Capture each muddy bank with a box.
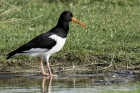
[0,55,140,76]
[0,58,140,74]
[0,55,140,85]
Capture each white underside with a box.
[17,34,66,61]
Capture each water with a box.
[0,74,140,93]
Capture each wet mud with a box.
[0,58,140,84]
[0,54,140,86]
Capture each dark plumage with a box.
[6,32,56,59]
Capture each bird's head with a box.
[59,11,87,28]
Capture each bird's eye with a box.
[67,13,70,16]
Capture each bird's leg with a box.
[46,61,57,77]
[40,58,49,76]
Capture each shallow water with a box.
[0,73,140,93]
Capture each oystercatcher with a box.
[6,10,86,77]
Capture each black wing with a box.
[6,32,56,59]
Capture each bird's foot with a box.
[41,71,49,76]
[41,71,57,77]
[50,74,57,77]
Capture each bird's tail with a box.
[6,50,18,59]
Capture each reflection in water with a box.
[0,74,140,93]
[41,77,52,93]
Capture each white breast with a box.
[47,34,66,55]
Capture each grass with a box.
[0,0,140,66]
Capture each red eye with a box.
[67,13,70,16]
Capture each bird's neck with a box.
[57,20,69,32]
[51,20,69,38]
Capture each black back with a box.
[6,10,74,59]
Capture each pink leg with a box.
[40,58,49,76]
[46,61,57,77]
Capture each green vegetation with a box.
[0,0,140,65]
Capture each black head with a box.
[58,10,87,27]
[59,11,73,23]
[53,10,87,38]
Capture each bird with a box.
[6,10,87,77]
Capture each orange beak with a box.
[71,17,87,28]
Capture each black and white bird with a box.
[6,10,86,77]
